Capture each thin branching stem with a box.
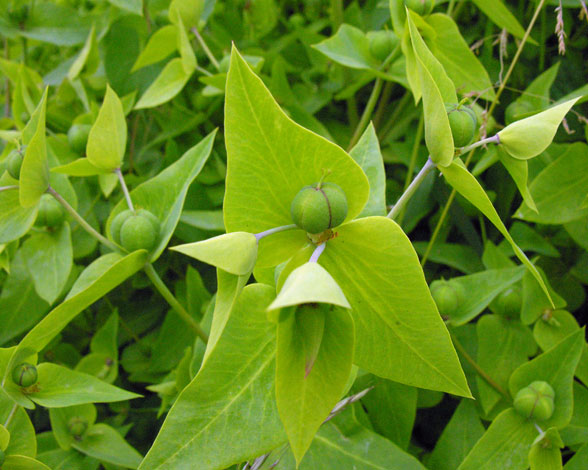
[115,168,135,212]
[388,158,436,220]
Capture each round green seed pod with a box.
[12,362,38,387]
[369,31,398,61]
[35,194,65,228]
[110,209,134,245]
[514,381,555,421]
[289,13,305,28]
[68,416,89,439]
[119,211,160,252]
[291,182,348,234]
[431,281,465,317]
[67,124,92,155]
[6,148,24,179]
[496,286,522,318]
[446,104,477,147]
[404,0,434,15]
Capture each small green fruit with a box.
[431,281,465,317]
[514,381,555,421]
[291,182,348,234]
[404,0,434,15]
[369,31,398,61]
[446,104,477,147]
[67,124,92,154]
[68,416,89,439]
[110,209,134,245]
[496,286,522,318]
[12,362,38,387]
[35,194,65,228]
[289,13,305,28]
[6,147,24,179]
[116,210,160,252]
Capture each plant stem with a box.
[450,332,511,402]
[144,263,209,343]
[0,185,19,193]
[115,168,135,212]
[3,403,17,428]
[191,27,220,70]
[347,78,383,150]
[372,80,394,130]
[330,0,344,31]
[309,243,326,263]
[387,158,436,220]
[254,224,298,242]
[458,134,500,154]
[47,186,120,252]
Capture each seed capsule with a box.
[68,416,89,439]
[12,362,38,387]
[431,281,465,317]
[513,381,555,421]
[110,209,160,252]
[290,182,348,234]
[35,194,66,228]
[446,104,477,147]
[6,147,24,179]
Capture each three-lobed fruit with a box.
[111,209,160,252]
[496,286,522,318]
[446,104,477,147]
[431,281,465,317]
[404,0,434,15]
[513,381,555,421]
[6,147,24,179]
[369,31,398,61]
[68,416,89,439]
[291,182,348,234]
[67,124,92,154]
[35,194,66,228]
[12,362,38,387]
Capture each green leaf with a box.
[564,442,588,469]
[458,408,537,470]
[20,88,49,208]
[0,387,36,457]
[321,216,471,397]
[2,455,51,470]
[87,85,126,171]
[171,232,258,276]
[71,424,142,469]
[440,159,553,306]
[276,305,354,464]
[407,11,456,166]
[107,0,142,16]
[498,148,537,213]
[428,400,485,470]
[498,98,580,160]
[4,251,148,385]
[509,329,585,429]
[349,123,387,217]
[131,25,178,72]
[49,404,97,450]
[21,224,72,305]
[471,0,529,42]
[51,158,110,176]
[0,190,38,244]
[107,131,215,262]
[515,143,588,224]
[426,14,495,101]
[412,242,484,274]
[134,58,193,110]
[138,284,285,470]
[169,0,203,31]
[528,427,563,470]
[176,16,197,73]
[26,363,139,407]
[224,46,369,267]
[312,25,379,70]
[521,268,566,325]
[269,262,350,311]
[67,26,98,80]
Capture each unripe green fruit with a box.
[404,0,434,15]
[496,286,522,318]
[117,210,160,252]
[514,381,555,421]
[289,13,305,28]
[12,362,38,387]
[67,124,92,154]
[446,104,477,147]
[6,148,24,179]
[369,31,397,61]
[35,194,65,228]
[431,281,465,317]
[291,182,348,234]
[110,209,134,245]
[68,416,89,439]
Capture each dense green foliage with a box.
[1,0,587,469]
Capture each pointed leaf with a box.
[171,232,258,275]
[49,404,97,450]
[68,25,97,80]
[440,159,553,306]
[498,147,537,213]
[276,305,354,464]
[471,0,530,42]
[321,216,470,397]
[498,98,580,160]
[224,46,369,267]
[0,189,38,243]
[528,427,563,470]
[269,262,350,310]
[2,455,51,470]
[176,16,196,73]
[134,58,193,110]
[87,85,126,170]
[131,25,178,72]
[138,284,285,470]
[51,158,110,176]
